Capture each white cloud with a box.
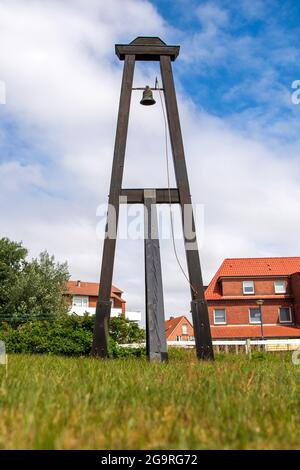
[196,2,229,29]
[0,0,299,321]
[0,161,44,192]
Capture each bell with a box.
[140,85,156,106]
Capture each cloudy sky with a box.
[1,0,300,320]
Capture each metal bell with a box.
[140,85,156,106]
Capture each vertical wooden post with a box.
[144,190,168,362]
[92,55,135,357]
[160,55,214,360]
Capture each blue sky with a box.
[0,0,300,318]
[153,0,300,130]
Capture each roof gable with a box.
[165,315,193,337]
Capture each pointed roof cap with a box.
[115,36,180,61]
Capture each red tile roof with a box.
[66,281,123,299]
[217,257,300,277]
[211,325,300,339]
[165,316,182,335]
[206,257,300,300]
[165,315,192,338]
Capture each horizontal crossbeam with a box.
[120,188,180,204]
[115,45,180,61]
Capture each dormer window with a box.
[243,280,254,294]
[274,280,286,294]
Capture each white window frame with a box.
[243,280,255,294]
[72,296,89,308]
[213,309,226,325]
[176,335,182,341]
[249,307,261,324]
[182,323,188,335]
[274,280,286,294]
[279,307,292,323]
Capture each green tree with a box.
[15,251,70,321]
[0,237,69,323]
[0,238,28,320]
[109,316,145,344]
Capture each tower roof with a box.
[115,36,180,61]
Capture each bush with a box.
[0,314,145,357]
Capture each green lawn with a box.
[0,350,300,450]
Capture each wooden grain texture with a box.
[92,55,135,358]
[115,45,179,61]
[160,55,214,360]
[120,188,180,204]
[144,190,168,362]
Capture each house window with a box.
[279,307,292,323]
[176,335,182,341]
[249,307,261,324]
[72,296,89,308]
[274,280,286,294]
[182,324,188,335]
[243,280,255,294]
[214,309,226,324]
[189,336,194,341]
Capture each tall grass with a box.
[0,350,300,449]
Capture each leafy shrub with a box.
[0,314,145,357]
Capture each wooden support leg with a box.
[92,55,135,357]
[144,190,168,362]
[160,55,214,360]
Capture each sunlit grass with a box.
[0,350,300,449]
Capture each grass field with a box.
[0,350,300,450]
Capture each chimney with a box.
[77,280,81,287]
[169,316,174,320]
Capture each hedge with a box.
[0,314,145,357]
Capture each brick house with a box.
[165,315,194,342]
[66,280,141,322]
[205,257,300,339]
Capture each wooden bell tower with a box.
[91,37,214,361]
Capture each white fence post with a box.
[0,341,7,377]
[245,339,251,357]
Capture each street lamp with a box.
[256,299,264,340]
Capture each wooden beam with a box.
[91,54,135,358]
[144,190,168,362]
[115,44,179,61]
[160,55,214,361]
[120,188,180,204]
